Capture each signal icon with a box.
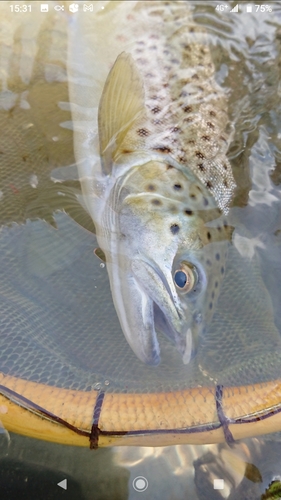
[230,4,239,11]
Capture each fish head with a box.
[105,159,231,366]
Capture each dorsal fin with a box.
[98,52,145,175]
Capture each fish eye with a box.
[174,262,198,293]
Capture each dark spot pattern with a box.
[198,163,205,172]
[202,135,210,141]
[216,253,220,261]
[153,146,171,153]
[184,209,193,216]
[151,106,161,114]
[170,224,180,235]
[173,183,182,190]
[152,199,161,206]
[207,121,215,129]
[147,184,155,191]
[206,181,213,189]
[183,106,192,113]
[209,302,213,310]
[209,110,216,117]
[207,231,211,240]
[221,266,225,274]
[137,128,149,137]
[196,151,205,160]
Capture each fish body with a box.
[75,1,236,365]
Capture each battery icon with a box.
[246,5,252,12]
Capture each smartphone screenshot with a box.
[0,1,280,499]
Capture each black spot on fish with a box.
[171,126,181,133]
[200,47,207,55]
[206,259,212,266]
[167,164,174,170]
[153,119,162,125]
[180,90,188,98]
[216,253,220,261]
[183,117,193,123]
[183,44,191,50]
[209,302,213,310]
[190,193,196,200]
[183,105,192,113]
[152,106,161,114]
[202,135,210,141]
[209,110,216,117]
[217,226,222,232]
[170,224,180,235]
[223,164,228,170]
[196,151,205,160]
[223,179,228,188]
[203,197,209,206]
[207,121,215,129]
[198,163,205,172]
[179,156,186,163]
[174,183,182,190]
[153,146,171,153]
[192,73,199,80]
[207,231,211,240]
[206,181,213,189]
[215,281,218,288]
[188,140,195,145]
[184,209,193,216]
[137,128,149,137]
[220,136,227,143]
[147,184,155,191]
[221,266,225,274]
[152,199,161,206]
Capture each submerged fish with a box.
[75,1,236,365]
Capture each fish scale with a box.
[71,0,236,365]
[113,0,236,213]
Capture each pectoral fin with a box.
[98,52,145,175]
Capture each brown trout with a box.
[69,1,236,365]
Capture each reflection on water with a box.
[0,1,281,499]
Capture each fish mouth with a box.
[129,258,193,365]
